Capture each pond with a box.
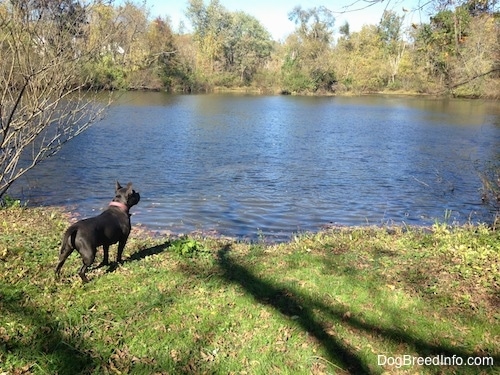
[12,92,500,241]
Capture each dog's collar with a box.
[109,201,129,213]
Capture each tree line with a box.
[97,0,500,98]
[3,0,497,98]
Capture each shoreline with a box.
[5,204,497,244]
[126,85,499,100]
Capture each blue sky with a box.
[139,0,428,40]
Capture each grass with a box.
[0,206,499,374]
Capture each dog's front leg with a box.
[98,245,110,267]
[116,238,128,264]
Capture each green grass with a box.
[0,207,499,374]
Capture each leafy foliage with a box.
[185,0,273,87]
[168,236,209,257]
[0,195,22,208]
[2,0,495,96]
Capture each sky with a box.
[140,0,430,41]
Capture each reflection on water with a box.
[12,93,500,241]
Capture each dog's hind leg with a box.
[78,248,96,283]
[55,234,75,279]
[78,263,90,283]
[55,248,73,279]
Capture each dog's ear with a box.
[126,182,133,194]
[116,181,122,191]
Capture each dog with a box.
[55,181,140,283]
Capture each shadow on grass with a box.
[216,244,368,374]
[125,241,170,263]
[104,241,170,273]
[215,245,499,374]
[0,285,95,374]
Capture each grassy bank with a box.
[0,207,498,374]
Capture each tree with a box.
[378,10,406,86]
[333,25,385,92]
[452,12,499,97]
[186,0,272,87]
[142,16,181,90]
[114,1,149,71]
[222,11,272,84]
[281,6,336,93]
[186,0,229,74]
[82,1,123,88]
[288,5,335,43]
[339,21,350,39]
[0,0,115,199]
[411,0,499,93]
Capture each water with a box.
[11,93,500,241]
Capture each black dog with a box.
[55,182,140,283]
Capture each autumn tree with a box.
[0,0,115,199]
[83,1,127,89]
[411,0,498,95]
[221,11,272,84]
[112,14,181,91]
[453,11,499,98]
[282,6,336,93]
[186,0,272,87]
[114,1,149,73]
[186,0,228,76]
[378,10,406,87]
[333,25,385,92]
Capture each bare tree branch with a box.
[0,0,121,199]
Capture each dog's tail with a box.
[60,226,78,253]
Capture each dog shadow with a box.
[104,241,170,274]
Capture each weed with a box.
[167,236,209,258]
[0,195,23,208]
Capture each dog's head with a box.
[114,181,140,209]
